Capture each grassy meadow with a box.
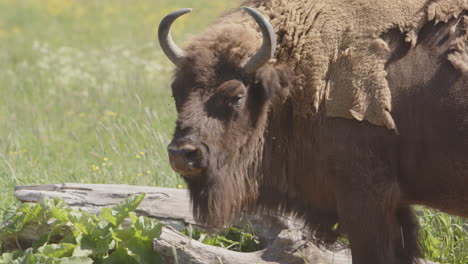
[0,0,466,263]
[0,0,236,206]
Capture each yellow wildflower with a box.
[138,173,143,177]
[46,0,73,16]
[177,184,183,189]
[136,155,141,159]
[102,162,106,166]
[146,170,151,174]
[75,7,86,17]
[103,157,109,161]
[12,26,21,34]
[105,110,117,117]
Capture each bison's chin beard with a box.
[186,164,258,229]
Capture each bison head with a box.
[159,7,292,227]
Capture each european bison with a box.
[158,0,468,263]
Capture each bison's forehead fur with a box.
[171,22,267,138]
[177,21,262,90]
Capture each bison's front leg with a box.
[327,120,421,264]
[336,191,420,264]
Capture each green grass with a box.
[0,0,466,263]
[182,225,260,253]
[419,209,468,263]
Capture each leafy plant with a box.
[182,225,260,253]
[0,194,165,264]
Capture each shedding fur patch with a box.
[247,0,468,130]
[448,16,468,73]
[186,0,467,130]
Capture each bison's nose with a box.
[167,139,204,178]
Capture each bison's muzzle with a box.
[167,138,205,178]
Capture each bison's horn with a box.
[242,7,277,73]
[158,8,192,65]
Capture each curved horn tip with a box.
[241,6,277,73]
[158,8,193,66]
[178,8,193,14]
[241,6,255,13]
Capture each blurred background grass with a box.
[0,0,236,205]
[0,0,466,263]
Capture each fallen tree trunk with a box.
[12,183,437,264]
[153,220,352,264]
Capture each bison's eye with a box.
[218,80,246,108]
[228,95,245,107]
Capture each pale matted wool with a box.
[185,0,468,130]
[448,15,468,73]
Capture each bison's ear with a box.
[255,65,293,103]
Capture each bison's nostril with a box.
[169,146,198,163]
[167,141,203,177]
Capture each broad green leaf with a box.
[37,243,75,258]
[0,213,28,234]
[129,212,138,224]
[74,233,114,256]
[12,248,36,264]
[131,215,162,241]
[104,248,139,264]
[1,203,43,234]
[111,227,135,242]
[0,252,15,263]
[49,207,70,222]
[0,250,24,263]
[27,254,61,264]
[20,203,44,224]
[67,210,96,235]
[58,256,93,264]
[41,198,66,211]
[100,208,118,226]
[71,244,93,257]
[110,193,145,227]
[59,235,76,245]
[119,237,164,264]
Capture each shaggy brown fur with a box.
[165,1,468,263]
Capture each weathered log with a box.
[14,183,195,229]
[11,183,437,264]
[154,219,353,264]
